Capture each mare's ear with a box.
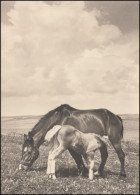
[24,134,27,141]
[27,131,32,140]
[28,131,32,138]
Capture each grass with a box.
[1,133,139,194]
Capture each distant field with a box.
[1,114,139,141]
[1,115,41,135]
[1,114,139,194]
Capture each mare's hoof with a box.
[78,168,88,177]
[120,173,126,177]
[77,170,82,176]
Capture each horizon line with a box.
[1,113,139,117]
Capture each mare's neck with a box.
[32,130,46,148]
[31,125,53,148]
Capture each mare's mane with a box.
[30,104,76,137]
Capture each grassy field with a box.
[1,114,139,194]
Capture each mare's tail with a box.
[44,125,62,143]
[117,115,124,139]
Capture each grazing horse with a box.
[45,125,108,180]
[19,104,126,177]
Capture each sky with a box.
[1,1,139,116]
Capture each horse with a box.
[19,104,126,177]
[44,125,108,180]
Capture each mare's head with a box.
[19,132,39,170]
[19,105,69,170]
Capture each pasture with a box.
[1,114,139,194]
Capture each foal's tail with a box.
[95,134,110,147]
[100,136,110,146]
[117,115,124,139]
[44,125,62,143]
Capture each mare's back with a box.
[63,110,108,135]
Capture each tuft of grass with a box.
[1,134,139,194]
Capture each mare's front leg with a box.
[47,146,65,179]
[68,148,88,176]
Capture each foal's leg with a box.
[83,152,95,180]
[50,159,56,179]
[94,143,108,176]
[47,151,52,175]
[68,148,88,176]
[89,160,94,180]
[47,145,65,179]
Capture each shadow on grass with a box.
[29,166,78,177]
[56,166,78,178]
[29,166,121,179]
[102,169,120,177]
[29,166,47,172]
[57,168,122,179]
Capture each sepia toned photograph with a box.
[1,1,139,194]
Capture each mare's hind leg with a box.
[68,148,88,176]
[110,139,126,177]
[94,143,108,176]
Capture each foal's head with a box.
[19,132,39,170]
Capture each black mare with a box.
[19,104,126,177]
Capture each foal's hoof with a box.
[46,174,56,179]
[89,177,95,181]
[52,174,56,180]
[94,171,100,176]
[49,174,52,179]
[94,170,104,177]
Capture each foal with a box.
[45,125,107,180]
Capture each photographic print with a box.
[1,1,139,194]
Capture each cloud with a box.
[1,1,139,115]
[84,1,139,33]
[66,30,138,94]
